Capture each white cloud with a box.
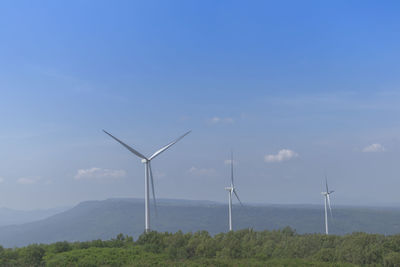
[188,167,217,176]
[210,117,221,124]
[224,159,236,165]
[224,117,234,123]
[208,117,234,124]
[74,168,126,180]
[363,143,385,153]
[264,149,298,163]
[17,177,40,185]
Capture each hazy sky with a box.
[1,0,400,209]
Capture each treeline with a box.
[2,227,400,266]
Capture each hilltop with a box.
[1,198,400,247]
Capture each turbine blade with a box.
[327,194,333,220]
[233,189,244,207]
[230,151,234,187]
[103,130,147,160]
[149,131,191,160]
[325,176,329,193]
[148,162,158,216]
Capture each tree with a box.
[20,244,45,266]
[384,252,400,267]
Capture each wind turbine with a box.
[321,177,334,235]
[103,130,191,233]
[225,152,243,231]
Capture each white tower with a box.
[321,177,334,235]
[225,152,243,231]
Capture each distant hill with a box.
[0,206,69,227]
[1,198,400,247]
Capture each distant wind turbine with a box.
[103,130,191,233]
[321,177,334,235]
[225,152,243,231]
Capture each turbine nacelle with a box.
[321,190,334,196]
[141,159,149,163]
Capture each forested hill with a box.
[1,198,400,247]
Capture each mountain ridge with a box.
[1,198,400,247]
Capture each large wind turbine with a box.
[321,177,334,235]
[103,130,191,233]
[225,152,243,231]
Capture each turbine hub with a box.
[141,159,148,163]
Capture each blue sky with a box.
[1,0,400,209]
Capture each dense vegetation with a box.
[3,228,400,266]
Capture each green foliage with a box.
[383,252,400,267]
[7,228,400,266]
[51,241,72,253]
[19,244,46,266]
[44,247,167,267]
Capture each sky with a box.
[1,0,400,209]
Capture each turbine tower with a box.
[321,177,334,235]
[225,152,243,231]
[103,130,191,233]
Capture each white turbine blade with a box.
[325,176,329,193]
[149,131,191,160]
[148,162,158,216]
[233,189,244,207]
[103,130,148,160]
[329,190,334,194]
[230,151,234,187]
[327,194,333,220]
